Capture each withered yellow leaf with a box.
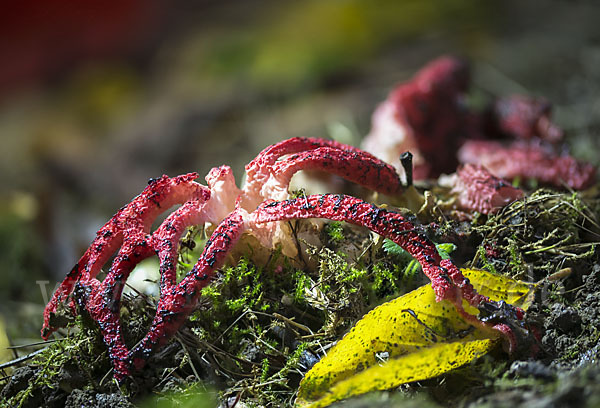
[296,268,537,407]
[462,268,536,309]
[296,338,497,408]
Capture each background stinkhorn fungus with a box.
[458,140,596,190]
[361,56,596,192]
[487,95,563,143]
[450,164,524,215]
[361,56,474,180]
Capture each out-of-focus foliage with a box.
[139,384,217,408]
[0,318,11,365]
[201,0,494,92]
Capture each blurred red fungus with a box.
[458,140,596,190]
[363,56,596,190]
[488,95,563,143]
[450,164,524,214]
[362,56,475,180]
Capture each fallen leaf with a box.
[295,268,537,407]
[462,268,536,309]
[297,339,497,408]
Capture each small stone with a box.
[553,305,581,334]
[509,360,555,380]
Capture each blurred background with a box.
[1,0,599,347]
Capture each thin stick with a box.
[0,348,47,370]
[7,339,58,349]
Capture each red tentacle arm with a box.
[42,172,208,339]
[128,209,247,375]
[153,199,212,291]
[251,194,526,347]
[84,232,156,376]
[268,147,403,199]
[242,137,394,211]
[96,199,215,381]
[85,197,213,378]
[244,136,367,180]
[252,194,484,306]
[42,173,210,381]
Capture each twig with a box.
[0,348,47,370]
[7,339,58,349]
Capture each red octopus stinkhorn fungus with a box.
[449,164,524,215]
[458,140,596,190]
[362,56,596,193]
[43,137,530,382]
[362,56,475,180]
[488,95,563,143]
[42,172,211,376]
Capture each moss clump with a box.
[4,316,113,408]
[322,221,345,245]
[472,190,599,281]
[183,253,323,406]
[169,221,418,406]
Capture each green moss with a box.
[173,229,434,405]
[293,269,311,304]
[507,234,526,275]
[476,245,498,275]
[371,261,402,298]
[260,358,270,383]
[139,383,217,408]
[323,221,345,245]
[473,189,599,280]
[7,316,111,407]
[382,239,458,285]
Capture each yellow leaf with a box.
[296,268,537,407]
[297,339,497,408]
[462,268,537,309]
[297,284,488,402]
